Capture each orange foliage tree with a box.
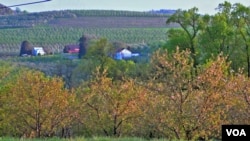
[76,67,147,137]
[225,70,250,125]
[143,47,239,140]
[0,61,20,136]
[1,69,75,138]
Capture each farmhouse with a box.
[114,48,139,60]
[32,47,46,56]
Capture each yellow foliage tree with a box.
[144,48,237,140]
[76,67,147,137]
[225,70,250,125]
[0,61,22,136]
[2,69,75,138]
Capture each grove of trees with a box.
[165,1,250,76]
[1,1,250,141]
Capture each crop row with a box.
[70,9,170,17]
[0,26,168,54]
[0,26,168,42]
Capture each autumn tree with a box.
[1,69,75,138]
[0,61,20,136]
[143,47,236,140]
[223,72,250,124]
[76,68,147,137]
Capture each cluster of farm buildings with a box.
[19,41,140,60]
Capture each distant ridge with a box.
[0,3,14,15]
[0,9,175,28]
[149,9,176,14]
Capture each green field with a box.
[0,9,172,54]
[0,26,168,44]
[0,26,168,54]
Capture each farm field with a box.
[0,26,169,44]
[0,10,173,28]
[48,16,170,28]
[0,26,168,54]
[0,9,173,55]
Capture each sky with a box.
[1,0,250,15]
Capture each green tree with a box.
[198,13,234,60]
[231,3,250,77]
[72,38,116,86]
[164,28,189,52]
[72,38,137,86]
[166,7,202,67]
[78,34,98,59]
[19,40,32,56]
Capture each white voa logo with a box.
[226,129,246,136]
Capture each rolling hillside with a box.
[0,6,177,55]
[0,9,177,28]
